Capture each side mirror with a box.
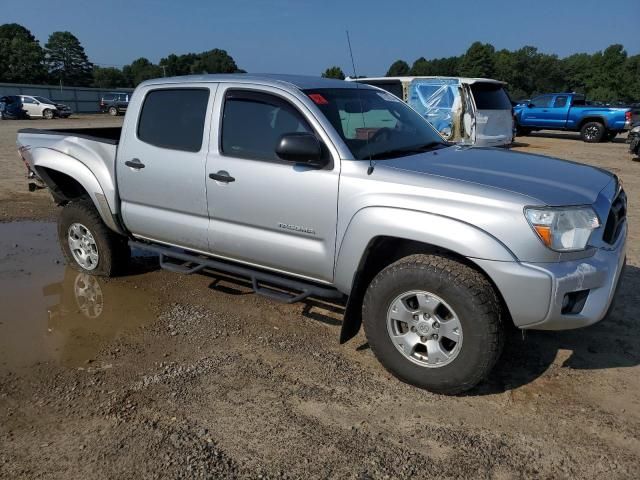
[276,132,327,168]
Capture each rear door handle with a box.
[125,159,145,169]
[209,171,235,183]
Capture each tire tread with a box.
[362,254,504,394]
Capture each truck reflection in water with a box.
[42,268,156,367]
[0,221,157,372]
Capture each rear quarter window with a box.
[470,83,512,110]
[137,88,210,152]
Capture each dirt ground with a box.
[1,115,639,479]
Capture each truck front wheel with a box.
[362,254,504,394]
[580,122,605,142]
[58,199,130,277]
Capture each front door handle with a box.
[209,171,235,183]
[125,159,145,169]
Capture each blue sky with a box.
[4,0,639,75]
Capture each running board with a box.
[129,240,344,304]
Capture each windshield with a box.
[34,96,54,104]
[303,88,446,160]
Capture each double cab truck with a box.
[17,75,627,394]
[513,93,637,142]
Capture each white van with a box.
[349,76,514,147]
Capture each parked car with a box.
[16,74,627,394]
[513,93,639,142]
[348,76,514,147]
[19,95,72,119]
[0,95,29,119]
[99,92,131,116]
[628,123,640,156]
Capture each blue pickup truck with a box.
[514,93,637,142]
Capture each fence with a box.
[0,82,134,113]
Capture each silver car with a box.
[16,74,626,394]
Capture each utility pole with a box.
[162,65,167,77]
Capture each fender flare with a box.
[578,115,607,129]
[31,148,124,235]
[334,207,515,294]
[334,207,516,344]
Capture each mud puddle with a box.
[0,221,158,372]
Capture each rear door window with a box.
[470,83,512,110]
[137,88,210,152]
[530,95,553,108]
[553,96,568,108]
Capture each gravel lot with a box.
[1,115,639,479]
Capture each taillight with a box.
[18,146,31,171]
[626,111,632,122]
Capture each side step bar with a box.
[129,240,344,304]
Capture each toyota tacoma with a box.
[16,74,627,394]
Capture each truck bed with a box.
[18,127,122,145]
[17,127,121,213]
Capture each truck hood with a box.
[380,146,614,206]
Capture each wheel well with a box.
[37,167,89,204]
[578,117,606,129]
[340,236,512,343]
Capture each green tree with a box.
[321,66,345,80]
[45,31,93,86]
[122,58,163,86]
[0,23,47,83]
[159,53,199,76]
[429,57,460,76]
[459,42,495,78]
[92,66,127,89]
[386,60,410,76]
[192,49,238,74]
[409,57,432,76]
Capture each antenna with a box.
[346,30,374,175]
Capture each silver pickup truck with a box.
[16,74,627,394]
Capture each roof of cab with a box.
[348,76,507,85]
[139,74,373,91]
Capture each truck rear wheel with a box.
[108,106,118,116]
[362,254,504,394]
[58,199,130,277]
[580,122,605,142]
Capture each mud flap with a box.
[339,294,362,344]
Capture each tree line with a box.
[323,41,639,103]
[0,23,243,89]
[2,23,637,102]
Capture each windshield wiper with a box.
[368,142,447,160]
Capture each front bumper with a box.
[475,222,627,330]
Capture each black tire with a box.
[362,254,504,395]
[515,125,531,136]
[58,198,130,277]
[108,106,118,116]
[580,121,605,143]
[43,108,54,120]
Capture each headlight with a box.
[632,125,640,133]
[525,206,600,251]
